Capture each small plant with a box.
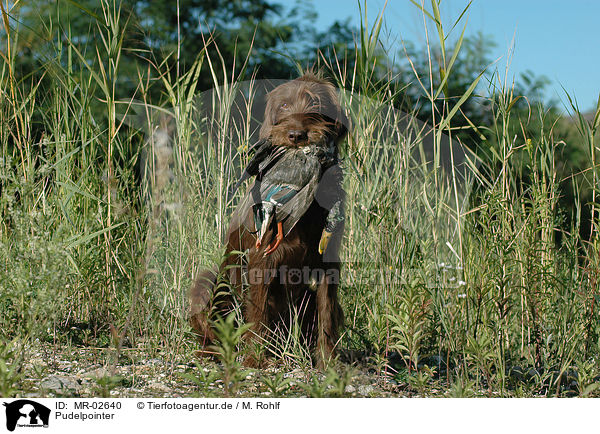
[260,371,292,397]
[447,377,477,398]
[299,367,354,398]
[179,362,222,398]
[386,279,431,372]
[576,358,600,397]
[408,365,436,396]
[93,375,124,398]
[324,367,355,397]
[0,339,24,398]
[299,375,329,398]
[210,313,252,397]
[465,332,497,392]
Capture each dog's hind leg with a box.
[189,268,219,346]
[189,257,242,350]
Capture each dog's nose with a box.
[288,130,307,144]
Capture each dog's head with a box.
[259,72,348,148]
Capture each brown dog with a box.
[190,72,347,368]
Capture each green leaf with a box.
[409,0,435,21]
[438,67,487,133]
[434,22,467,100]
[65,222,126,249]
[63,0,101,21]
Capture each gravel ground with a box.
[16,340,409,398]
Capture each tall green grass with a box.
[1,0,599,397]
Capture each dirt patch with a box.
[16,341,407,398]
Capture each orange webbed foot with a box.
[264,221,284,256]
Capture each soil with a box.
[17,340,409,398]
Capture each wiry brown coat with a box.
[189,73,347,368]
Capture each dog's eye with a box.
[280,102,288,109]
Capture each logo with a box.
[3,400,50,432]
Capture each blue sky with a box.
[285,0,599,112]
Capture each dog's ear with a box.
[334,110,349,143]
[259,90,277,140]
[322,82,349,143]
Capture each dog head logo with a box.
[3,400,50,431]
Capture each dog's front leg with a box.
[242,267,272,368]
[315,262,343,369]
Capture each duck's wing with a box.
[231,139,287,196]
